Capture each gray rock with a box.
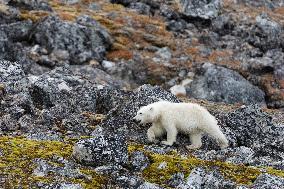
[187,63,266,105]
[178,167,236,189]
[73,133,128,166]
[226,105,284,159]
[153,47,172,64]
[32,15,112,64]
[251,174,284,189]
[137,182,163,189]
[192,146,255,165]
[235,0,284,8]
[129,2,151,15]
[0,60,34,131]
[0,20,32,41]
[70,64,126,88]
[130,151,150,171]
[179,0,222,19]
[178,167,206,189]
[247,14,283,51]
[166,173,185,188]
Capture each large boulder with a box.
[179,0,222,19]
[32,15,112,64]
[187,63,266,106]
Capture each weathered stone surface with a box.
[32,15,112,64]
[129,150,150,171]
[251,174,284,189]
[72,133,128,166]
[187,63,266,106]
[179,0,222,19]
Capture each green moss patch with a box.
[0,136,105,188]
[128,143,284,187]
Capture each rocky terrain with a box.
[0,0,284,188]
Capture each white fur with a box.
[133,101,229,149]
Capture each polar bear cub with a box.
[133,101,229,149]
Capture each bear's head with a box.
[133,104,159,124]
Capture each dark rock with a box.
[110,0,133,6]
[180,0,222,19]
[0,20,32,41]
[187,63,266,106]
[251,174,284,189]
[7,0,53,11]
[72,132,128,166]
[129,151,149,171]
[32,15,112,64]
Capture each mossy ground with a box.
[128,143,284,188]
[0,136,105,189]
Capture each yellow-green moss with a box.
[128,143,284,187]
[0,136,105,188]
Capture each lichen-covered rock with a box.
[251,174,284,189]
[179,0,222,19]
[178,167,236,189]
[226,105,284,159]
[28,66,97,117]
[247,13,283,52]
[32,15,112,64]
[187,63,266,106]
[72,133,128,166]
[129,150,150,171]
[0,60,34,131]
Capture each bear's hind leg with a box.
[186,132,202,150]
[204,125,229,149]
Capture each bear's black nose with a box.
[133,119,140,125]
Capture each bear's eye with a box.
[139,112,142,115]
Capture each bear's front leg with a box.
[147,127,158,143]
[161,124,177,146]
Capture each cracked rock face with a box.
[32,15,112,64]
[187,63,266,106]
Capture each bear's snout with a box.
[133,116,141,124]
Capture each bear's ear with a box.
[149,107,153,111]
